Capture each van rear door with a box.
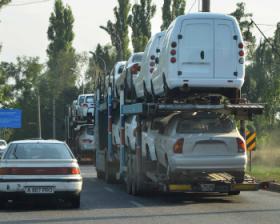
[178,19,214,79]
[214,19,237,79]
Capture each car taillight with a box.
[71,167,80,175]
[238,42,244,64]
[0,167,80,175]
[170,49,176,55]
[171,41,177,48]
[236,138,246,153]
[170,57,176,63]
[173,138,184,154]
[131,63,140,75]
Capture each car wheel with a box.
[70,195,80,209]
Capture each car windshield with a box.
[0,141,6,146]
[86,96,94,103]
[118,65,125,74]
[78,96,85,105]
[176,117,234,134]
[87,126,94,135]
[5,143,73,160]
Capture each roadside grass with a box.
[246,148,280,182]
[247,165,280,182]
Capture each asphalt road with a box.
[0,165,279,224]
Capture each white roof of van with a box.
[178,12,236,21]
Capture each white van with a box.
[151,13,245,100]
[135,31,165,99]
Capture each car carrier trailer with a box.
[94,82,264,195]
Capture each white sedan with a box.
[155,112,247,183]
[0,139,83,208]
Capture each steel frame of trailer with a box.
[94,86,264,193]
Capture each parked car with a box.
[115,52,144,98]
[76,124,95,157]
[151,13,245,100]
[105,61,126,98]
[154,112,246,183]
[0,139,82,208]
[0,139,7,158]
[77,94,95,120]
[135,31,165,99]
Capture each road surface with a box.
[0,165,279,224]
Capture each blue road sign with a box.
[0,109,22,128]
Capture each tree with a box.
[46,0,77,139]
[100,0,131,60]
[0,0,10,11]
[161,0,186,31]
[230,2,256,59]
[128,0,156,52]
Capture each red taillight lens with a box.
[170,57,176,63]
[150,68,154,73]
[0,167,80,175]
[173,138,184,154]
[236,138,246,153]
[170,49,176,55]
[238,42,244,48]
[171,42,177,48]
[239,50,244,57]
[131,63,140,74]
[150,61,155,67]
[71,167,80,175]
[150,55,155,60]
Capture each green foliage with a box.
[128,0,156,52]
[0,0,11,10]
[100,0,131,60]
[161,0,186,31]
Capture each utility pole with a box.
[202,0,210,12]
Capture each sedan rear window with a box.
[5,143,73,160]
[176,118,234,133]
[86,96,94,103]
[87,127,94,135]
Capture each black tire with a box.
[228,191,240,196]
[97,170,104,179]
[70,195,80,209]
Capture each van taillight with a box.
[150,61,155,67]
[171,42,177,48]
[236,138,246,153]
[173,138,184,154]
[170,49,176,55]
[150,68,154,73]
[150,55,155,60]
[170,57,176,63]
[239,50,244,57]
[131,63,140,74]
[238,42,244,49]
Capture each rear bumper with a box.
[168,155,247,173]
[0,178,83,198]
[167,78,244,90]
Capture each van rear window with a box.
[176,118,234,133]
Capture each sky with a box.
[0,0,279,63]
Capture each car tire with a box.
[70,195,80,209]
[228,191,240,196]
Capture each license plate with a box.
[200,184,215,192]
[24,186,54,194]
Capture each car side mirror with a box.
[155,57,159,64]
